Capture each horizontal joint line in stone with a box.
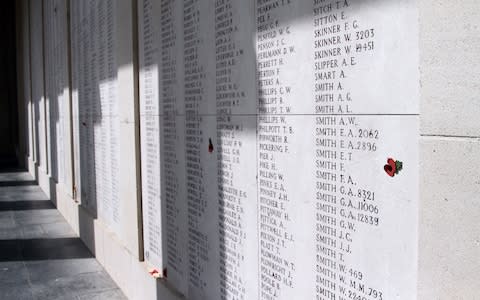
[138,113,420,117]
[421,134,480,140]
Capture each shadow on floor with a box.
[0,180,37,187]
[0,168,127,300]
[0,237,93,262]
[0,200,54,211]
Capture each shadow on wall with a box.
[69,0,110,257]
[37,0,134,273]
[69,0,128,261]
[137,1,261,299]
[29,0,42,175]
[44,0,62,190]
[43,0,68,209]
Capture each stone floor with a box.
[0,168,127,300]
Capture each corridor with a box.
[0,168,126,300]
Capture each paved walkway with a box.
[0,168,126,300]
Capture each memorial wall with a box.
[43,0,69,184]
[15,0,480,299]
[70,0,122,232]
[19,0,33,162]
[29,0,47,170]
[138,0,419,299]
